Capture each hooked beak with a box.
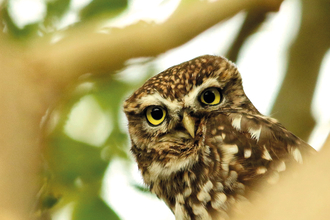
[182,111,195,138]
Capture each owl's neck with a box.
[148,144,247,220]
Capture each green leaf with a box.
[73,196,120,220]
[44,0,71,27]
[103,130,129,160]
[93,76,130,111]
[40,194,61,210]
[46,134,109,187]
[2,7,39,39]
[80,0,128,21]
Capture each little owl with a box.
[123,55,315,220]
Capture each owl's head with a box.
[124,55,258,184]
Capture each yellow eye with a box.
[146,106,166,126]
[200,88,221,105]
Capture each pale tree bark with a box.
[0,0,282,219]
[0,44,55,220]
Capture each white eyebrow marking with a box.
[184,77,221,107]
[138,92,181,112]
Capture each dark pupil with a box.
[203,90,215,103]
[151,108,163,120]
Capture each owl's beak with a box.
[182,111,195,138]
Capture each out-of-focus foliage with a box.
[40,72,154,218]
[73,197,120,220]
[44,0,71,27]
[80,0,128,20]
[1,0,143,219]
[2,7,40,39]
[2,0,128,39]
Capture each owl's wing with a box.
[205,112,316,187]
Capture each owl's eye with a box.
[146,106,166,126]
[200,88,222,105]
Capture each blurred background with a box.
[1,0,329,219]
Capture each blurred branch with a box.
[233,132,330,220]
[226,1,283,62]
[226,9,267,62]
[0,47,45,220]
[270,0,330,141]
[30,0,284,88]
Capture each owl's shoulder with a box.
[207,112,315,163]
[204,112,315,193]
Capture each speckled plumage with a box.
[123,55,315,220]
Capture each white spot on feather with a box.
[176,194,185,204]
[218,126,224,130]
[147,155,195,181]
[244,148,252,158]
[175,203,190,220]
[197,181,213,203]
[222,144,239,155]
[183,172,190,184]
[192,204,211,220]
[221,133,226,140]
[204,180,214,192]
[214,135,223,143]
[147,162,163,180]
[262,145,272,160]
[183,187,192,197]
[220,144,238,171]
[232,115,242,131]
[248,127,261,142]
[211,192,227,210]
[215,182,224,192]
[256,166,267,174]
[276,161,286,172]
[291,148,303,164]
[197,191,211,203]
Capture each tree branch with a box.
[30,0,283,87]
